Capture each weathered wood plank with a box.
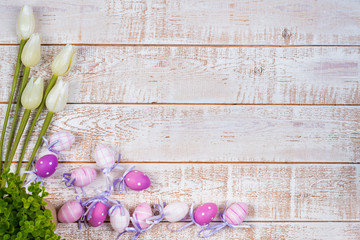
[18,163,359,221]
[0,46,359,104]
[1,0,360,45]
[55,222,360,240]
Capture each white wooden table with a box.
[1,0,360,239]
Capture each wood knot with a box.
[282,28,291,39]
[254,66,263,75]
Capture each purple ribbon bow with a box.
[197,201,251,238]
[101,154,122,192]
[79,192,111,229]
[113,165,136,194]
[42,136,66,160]
[62,173,86,197]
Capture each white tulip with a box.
[46,79,69,113]
[51,44,76,76]
[16,5,35,40]
[21,77,44,110]
[21,33,41,67]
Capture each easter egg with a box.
[35,154,58,178]
[124,170,151,191]
[164,202,189,222]
[224,203,248,225]
[58,201,84,223]
[94,144,116,169]
[49,132,75,152]
[70,167,97,187]
[87,202,108,227]
[110,207,130,232]
[194,203,217,226]
[133,202,152,229]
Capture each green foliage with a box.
[0,170,63,240]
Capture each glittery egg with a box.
[70,167,97,187]
[194,203,218,226]
[87,202,108,227]
[34,154,58,178]
[58,201,84,223]
[224,203,248,225]
[124,170,151,191]
[94,144,116,169]
[48,132,75,152]
[164,202,189,222]
[133,202,152,229]
[110,207,130,232]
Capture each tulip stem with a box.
[0,39,26,174]
[22,111,54,182]
[16,75,58,176]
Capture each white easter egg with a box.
[163,202,189,222]
[94,144,116,169]
[48,132,75,151]
[110,207,130,233]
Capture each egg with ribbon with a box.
[71,167,97,187]
[110,207,130,232]
[48,132,75,152]
[87,202,108,227]
[34,154,58,178]
[164,202,189,222]
[133,202,152,229]
[124,170,151,191]
[224,202,248,225]
[94,144,116,169]
[58,201,84,223]
[194,203,218,226]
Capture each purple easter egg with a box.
[87,202,108,227]
[133,202,153,229]
[124,170,151,191]
[194,203,218,226]
[34,154,58,178]
[58,201,84,223]
[225,202,248,225]
[70,167,97,187]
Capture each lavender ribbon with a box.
[62,173,86,196]
[167,202,206,232]
[101,154,122,192]
[74,195,84,230]
[79,192,111,229]
[108,200,126,217]
[197,201,251,238]
[22,159,45,187]
[113,165,136,194]
[42,136,66,160]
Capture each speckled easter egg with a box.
[49,132,75,152]
[70,167,97,187]
[34,154,58,178]
[225,203,248,225]
[94,144,116,169]
[194,203,218,226]
[133,202,152,229]
[164,202,189,222]
[58,201,83,223]
[87,202,108,227]
[110,207,130,232]
[124,170,151,191]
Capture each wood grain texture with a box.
[55,222,360,240]
[20,163,359,221]
[1,46,359,104]
[0,0,360,45]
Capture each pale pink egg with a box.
[34,154,58,178]
[49,132,75,152]
[133,202,152,229]
[58,201,84,223]
[70,167,97,187]
[110,207,130,232]
[194,203,218,226]
[163,202,189,222]
[87,202,108,227]
[94,144,116,169]
[224,203,248,225]
[124,170,151,191]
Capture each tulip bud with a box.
[46,79,69,113]
[16,5,35,40]
[21,77,44,110]
[51,44,76,76]
[21,33,41,67]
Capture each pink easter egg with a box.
[194,203,218,226]
[225,203,248,225]
[124,170,151,191]
[58,201,84,223]
[70,167,97,187]
[94,144,116,169]
[87,202,108,227]
[133,202,152,229]
[110,207,130,232]
[49,132,75,152]
[34,154,58,178]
